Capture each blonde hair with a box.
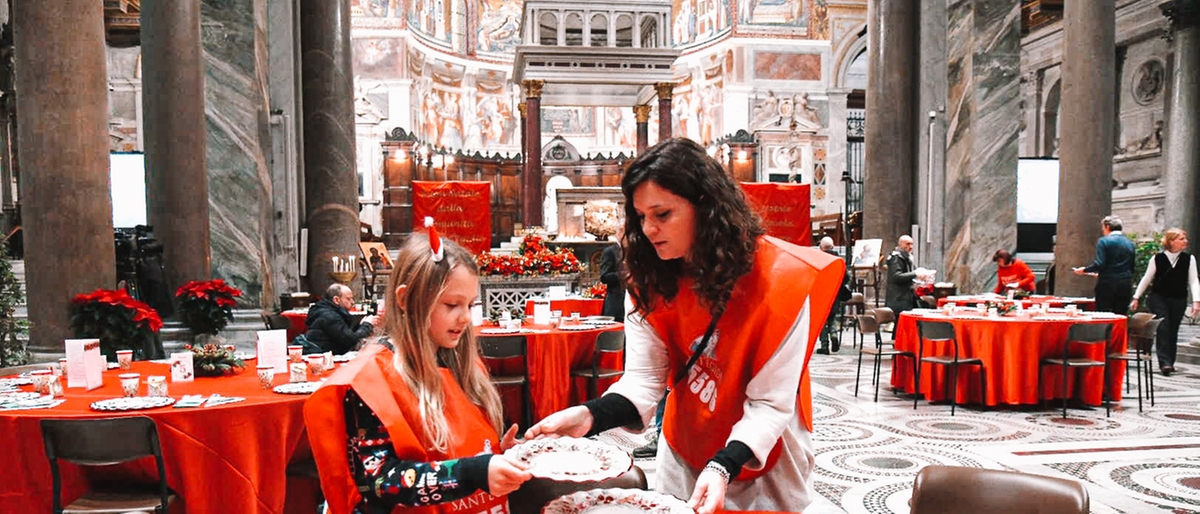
[1162,228,1187,248]
[383,233,503,452]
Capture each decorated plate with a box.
[505,437,632,482]
[0,377,34,387]
[585,320,620,326]
[332,351,359,363]
[0,391,43,402]
[90,396,176,412]
[480,328,520,335]
[543,488,691,514]
[273,381,323,395]
[559,324,599,331]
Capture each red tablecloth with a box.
[937,295,1097,311]
[477,323,623,423]
[523,298,605,318]
[0,361,312,514]
[890,312,1127,406]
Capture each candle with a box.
[332,256,339,270]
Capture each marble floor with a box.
[598,328,1200,514]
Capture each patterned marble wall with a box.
[942,0,1021,292]
[201,0,275,307]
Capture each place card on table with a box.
[256,329,290,374]
[64,338,105,390]
[532,298,551,326]
[547,286,567,300]
[170,352,195,382]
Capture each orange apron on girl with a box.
[648,236,844,480]
[305,345,508,514]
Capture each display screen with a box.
[110,152,147,228]
[1017,158,1059,224]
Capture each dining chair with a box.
[872,307,897,337]
[1038,322,1113,418]
[909,465,1089,514]
[1108,314,1161,411]
[262,313,291,331]
[479,335,532,430]
[508,465,647,514]
[570,330,625,400]
[854,314,915,402]
[40,416,177,514]
[913,320,985,416]
[920,295,937,308]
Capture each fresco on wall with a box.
[351,0,402,17]
[408,0,453,43]
[468,95,517,147]
[738,0,806,28]
[605,107,637,149]
[477,0,524,54]
[541,107,596,137]
[353,38,404,79]
[673,0,731,46]
[415,81,467,148]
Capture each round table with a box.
[0,360,313,514]
[522,298,605,318]
[937,295,1097,311]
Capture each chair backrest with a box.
[41,416,171,512]
[0,362,58,377]
[267,314,291,331]
[1127,312,1154,335]
[910,465,1089,514]
[591,330,626,374]
[872,307,896,325]
[920,295,936,307]
[479,335,528,361]
[1066,323,1113,346]
[507,465,648,514]
[847,292,865,307]
[1128,318,1162,354]
[917,319,955,342]
[856,314,880,336]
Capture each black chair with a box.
[854,314,915,402]
[40,416,176,514]
[508,465,648,514]
[843,292,867,348]
[913,320,985,416]
[1038,322,1113,418]
[1108,314,1161,412]
[479,335,532,430]
[910,465,1089,514]
[571,330,625,400]
[262,313,291,331]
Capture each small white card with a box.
[532,299,551,326]
[170,352,194,382]
[256,329,289,374]
[547,286,567,300]
[471,302,483,327]
[64,338,104,390]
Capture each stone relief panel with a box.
[476,0,523,55]
[672,0,731,47]
[1113,36,1168,189]
[541,107,596,137]
[671,61,725,144]
[749,91,824,132]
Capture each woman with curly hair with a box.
[526,138,845,514]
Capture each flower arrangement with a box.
[175,279,242,336]
[476,235,582,277]
[187,343,245,377]
[583,200,622,241]
[984,300,1018,316]
[582,282,607,299]
[487,307,526,324]
[69,288,163,360]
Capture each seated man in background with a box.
[992,249,1036,294]
[303,283,380,355]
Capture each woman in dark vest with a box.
[1131,228,1200,376]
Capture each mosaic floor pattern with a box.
[598,327,1200,513]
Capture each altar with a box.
[480,274,581,316]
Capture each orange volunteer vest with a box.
[305,344,508,514]
[648,236,844,481]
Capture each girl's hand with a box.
[524,406,593,440]
[687,468,728,514]
[487,454,531,497]
[499,423,521,452]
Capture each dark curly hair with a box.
[621,138,764,317]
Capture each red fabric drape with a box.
[740,182,812,247]
[412,181,492,254]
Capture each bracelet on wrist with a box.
[703,461,731,484]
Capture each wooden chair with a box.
[854,314,915,402]
[910,465,1089,514]
[1108,313,1161,411]
[843,292,866,348]
[40,416,177,514]
[871,307,897,341]
[261,313,291,331]
[914,320,985,415]
[570,330,625,400]
[1038,322,1113,418]
[479,335,532,430]
[508,465,648,514]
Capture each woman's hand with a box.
[487,454,531,497]
[524,406,593,440]
[499,423,521,452]
[1130,299,1139,311]
[687,468,728,514]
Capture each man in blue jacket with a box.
[1073,215,1136,314]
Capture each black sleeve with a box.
[582,393,644,436]
[344,389,493,513]
[314,313,373,354]
[887,255,917,285]
[709,440,754,481]
[600,247,621,286]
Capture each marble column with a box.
[826,91,849,242]
[142,0,211,296]
[634,105,652,155]
[1054,0,1115,297]
[518,101,527,164]
[655,83,674,143]
[863,0,917,247]
[300,0,361,296]
[1161,0,1200,246]
[523,80,544,227]
[13,0,115,355]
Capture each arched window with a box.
[1043,80,1061,157]
[565,12,584,46]
[639,14,659,48]
[590,13,609,47]
[614,14,634,47]
[538,11,558,45]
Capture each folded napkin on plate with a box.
[203,394,246,407]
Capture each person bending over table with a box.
[1130,228,1200,376]
[1073,215,1136,314]
[303,284,381,355]
[524,139,844,514]
[305,231,531,514]
[992,249,1036,294]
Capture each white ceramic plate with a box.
[90,396,176,411]
[480,328,520,335]
[273,381,322,395]
[505,437,632,482]
[332,351,359,363]
[0,377,34,387]
[543,489,691,514]
[559,324,599,331]
[585,320,619,326]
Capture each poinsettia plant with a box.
[175,279,242,336]
[582,282,607,299]
[69,288,163,360]
[476,235,582,277]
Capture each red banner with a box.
[412,181,491,254]
[740,182,812,247]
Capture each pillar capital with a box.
[633,104,652,123]
[1161,0,1200,40]
[654,82,675,99]
[518,101,527,118]
[522,79,545,99]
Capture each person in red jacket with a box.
[305,230,531,514]
[992,249,1036,294]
